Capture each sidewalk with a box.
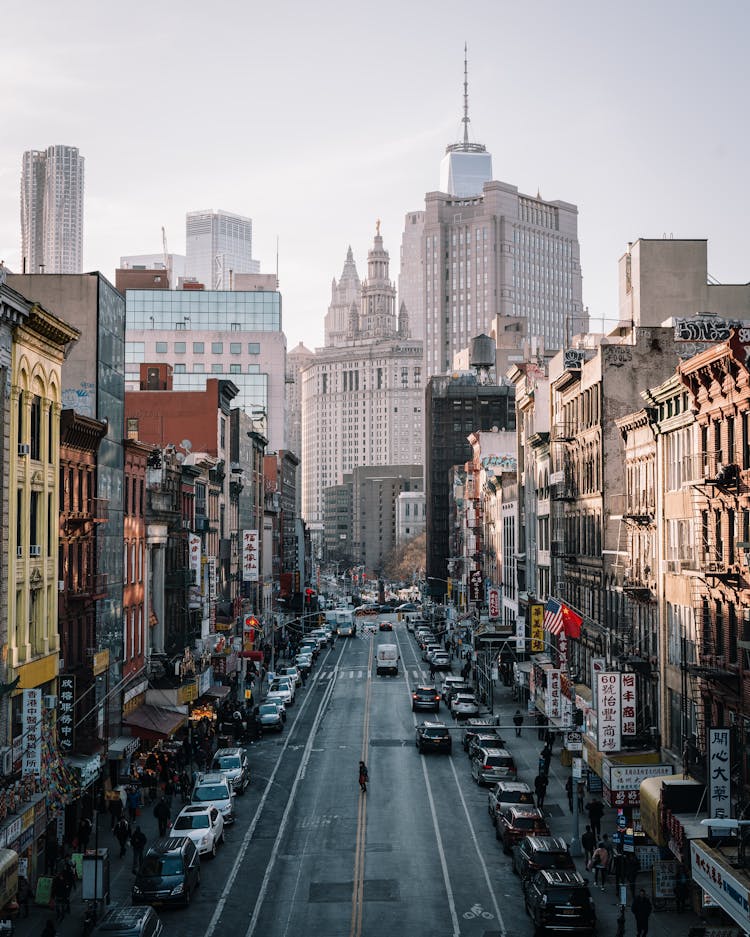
[484,674,706,937]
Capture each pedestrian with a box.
[163,774,175,810]
[429,660,436,679]
[612,844,626,889]
[358,761,368,793]
[586,796,604,839]
[41,920,56,937]
[581,824,596,865]
[534,772,548,809]
[590,841,610,890]
[52,871,70,921]
[536,713,547,741]
[577,779,585,813]
[153,796,171,837]
[126,784,141,822]
[108,790,123,830]
[114,816,131,858]
[675,863,689,912]
[130,824,147,873]
[541,744,552,775]
[77,815,93,851]
[513,710,524,737]
[631,888,653,937]
[565,775,574,812]
[625,851,640,897]
[16,873,30,918]
[62,856,77,893]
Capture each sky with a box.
[2,0,749,350]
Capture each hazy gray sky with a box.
[2,0,748,349]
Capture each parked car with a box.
[132,836,201,907]
[412,685,441,712]
[496,806,550,852]
[487,781,535,825]
[523,869,596,935]
[468,732,509,762]
[295,654,313,675]
[444,676,470,705]
[190,773,235,825]
[257,702,284,731]
[415,722,452,754]
[172,805,224,857]
[451,693,480,718]
[431,651,452,671]
[269,676,296,705]
[278,665,301,687]
[91,906,162,937]
[265,690,292,714]
[422,643,442,662]
[462,718,502,751]
[299,640,319,659]
[211,747,250,794]
[512,836,575,881]
[471,748,517,785]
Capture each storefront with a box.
[0,792,46,885]
[107,735,141,786]
[123,704,188,743]
[691,839,750,934]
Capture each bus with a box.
[327,607,356,637]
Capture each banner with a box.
[22,689,42,777]
[530,604,544,652]
[621,672,637,735]
[515,616,525,653]
[488,588,500,619]
[596,672,621,753]
[546,669,562,719]
[58,675,75,752]
[188,534,201,585]
[708,727,732,819]
[242,529,259,582]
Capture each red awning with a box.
[124,704,186,741]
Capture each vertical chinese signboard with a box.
[515,616,525,653]
[488,588,500,619]
[708,727,732,819]
[530,604,545,652]
[242,530,259,582]
[596,672,621,753]
[207,557,217,634]
[546,669,562,719]
[188,534,201,585]
[58,676,76,752]
[22,689,42,777]
[621,673,637,735]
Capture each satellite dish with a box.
[180,439,192,452]
[175,452,185,464]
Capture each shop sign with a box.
[565,731,583,752]
[18,825,34,851]
[92,649,109,676]
[22,689,42,777]
[189,534,201,584]
[488,588,500,619]
[603,783,641,807]
[546,669,562,719]
[469,568,483,603]
[709,727,732,819]
[606,763,674,792]
[58,675,75,752]
[198,667,213,696]
[596,673,621,753]
[208,557,217,633]
[621,673,637,735]
[558,631,567,669]
[591,658,606,709]
[530,604,545,652]
[4,816,22,848]
[21,806,34,832]
[242,530,259,582]
[177,681,198,704]
[653,860,677,900]
[691,840,750,931]
[515,616,525,653]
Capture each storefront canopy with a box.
[107,735,141,761]
[203,685,231,700]
[124,704,187,741]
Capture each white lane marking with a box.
[357,670,363,679]
[204,643,345,937]
[245,665,339,937]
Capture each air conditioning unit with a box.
[17,444,29,457]
[43,694,57,710]
[29,545,41,557]
[58,580,65,593]
[16,546,22,558]
[0,748,11,775]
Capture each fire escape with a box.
[550,421,577,603]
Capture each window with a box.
[30,396,41,460]
[248,343,260,355]
[174,341,186,354]
[126,417,139,440]
[155,342,167,353]
[193,364,205,373]
[193,342,204,354]
[126,342,145,362]
[230,364,241,374]
[211,364,223,373]
[174,363,186,373]
[248,364,259,373]
[212,342,223,354]
[230,343,241,354]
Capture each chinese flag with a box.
[561,603,583,639]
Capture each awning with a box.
[64,754,102,790]
[107,735,141,760]
[123,704,187,741]
[203,685,230,700]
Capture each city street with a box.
[22,620,706,937]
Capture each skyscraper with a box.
[400,54,584,375]
[20,145,85,274]
[185,209,260,289]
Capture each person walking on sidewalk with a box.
[52,871,70,921]
[577,779,585,813]
[153,795,171,837]
[631,888,653,937]
[540,743,552,776]
[513,710,524,737]
[581,825,596,866]
[534,772,549,809]
[586,796,604,839]
[590,842,610,890]
[565,776,574,812]
[131,825,147,873]
[108,791,124,831]
[126,784,141,822]
[114,816,131,858]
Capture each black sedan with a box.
[411,685,440,712]
[415,722,452,754]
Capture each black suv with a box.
[91,907,162,937]
[523,869,596,935]
[412,685,440,712]
[415,722,452,754]
[132,837,201,907]
[513,835,576,882]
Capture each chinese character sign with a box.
[515,616,525,653]
[22,689,42,777]
[188,534,201,584]
[708,727,732,819]
[546,669,562,719]
[242,529,259,582]
[488,588,500,619]
[621,672,637,735]
[57,676,76,752]
[596,672,621,753]
[530,604,545,652]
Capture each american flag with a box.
[543,597,565,635]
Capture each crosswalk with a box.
[314,668,428,681]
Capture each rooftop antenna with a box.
[276,235,279,283]
[463,42,470,146]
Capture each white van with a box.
[376,643,399,676]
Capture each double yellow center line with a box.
[350,636,374,937]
